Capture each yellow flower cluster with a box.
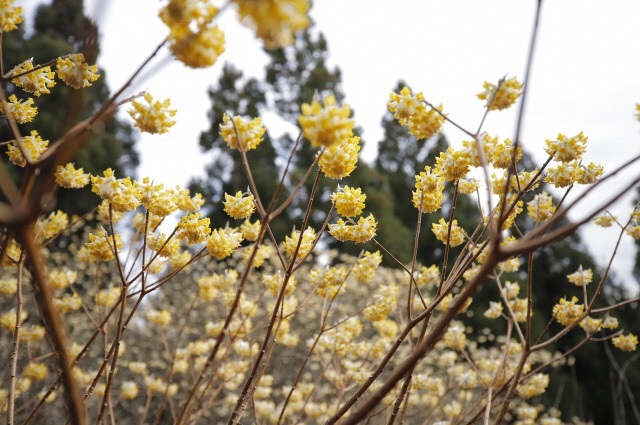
[544,132,587,162]
[311,266,348,298]
[477,77,522,111]
[283,227,316,259]
[352,251,382,283]
[552,296,584,326]
[35,210,69,242]
[95,287,122,308]
[517,373,550,398]
[146,309,172,327]
[262,272,296,296]
[128,93,177,134]
[443,323,466,350]
[223,191,256,219]
[206,228,243,259]
[233,0,310,49]
[0,278,17,296]
[364,284,398,322]
[318,135,360,179]
[484,301,504,319]
[11,58,56,96]
[526,191,556,222]
[431,218,465,247]
[412,166,445,213]
[388,86,445,140]
[299,95,354,148]
[49,268,77,290]
[240,219,261,241]
[566,265,593,287]
[435,147,471,181]
[416,264,440,287]
[331,186,366,217]
[159,0,224,68]
[56,54,99,89]
[328,214,377,244]
[85,227,123,261]
[0,0,23,31]
[612,333,638,352]
[5,130,48,167]
[177,212,211,244]
[91,169,142,213]
[219,114,266,151]
[1,94,37,124]
[54,163,90,188]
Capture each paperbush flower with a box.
[477,76,522,110]
[170,25,225,68]
[128,93,177,134]
[219,114,265,151]
[206,228,243,259]
[544,162,579,188]
[575,162,604,184]
[11,59,56,96]
[388,86,445,139]
[23,362,48,382]
[364,284,398,321]
[331,186,366,217]
[233,0,310,49]
[0,0,23,31]
[443,323,466,350]
[91,169,142,212]
[567,265,593,287]
[544,132,587,162]
[612,333,638,351]
[85,228,123,261]
[484,301,503,319]
[223,191,256,219]
[240,219,261,241]
[299,95,354,148]
[1,94,37,123]
[5,130,48,167]
[318,135,360,179]
[328,214,377,244]
[431,218,465,247]
[121,381,139,400]
[55,163,89,188]
[352,250,382,283]
[553,296,584,326]
[177,212,211,244]
[527,192,556,222]
[416,264,440,287]
[436,147,471,181]
[517,373,550,398]
[56,54,99,89]
[94,287,121,308]
[147,233,180,258]
[36,211,69,241]
[283,227,316,259]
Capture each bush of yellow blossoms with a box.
[0,1,639,424]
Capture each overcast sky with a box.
[20,1,640,289]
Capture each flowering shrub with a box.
[1,1,640,425]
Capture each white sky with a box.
[19,1,640,290]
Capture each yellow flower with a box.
[0,0,23,32]
[283,227,316,259]
[579,316,603,334]
[544,132,587,162]
[435,147,471,181]
[567,265,593,287]
[240,219,261,241]
[517,373,549,398]
[54,294,83,314]
[364,284,398,322]
[328,214,377,244]
[612,333,638,351]
[0,309,27,331]
[488,138,522,169]
[95,287,121,308]
[54,163,90,188]
[331,186,366,217]
[219,114,265,151]
[234,0,310,49]
[146,309,172,327]
[484,301,503,319]
[431,218,465,247]
[458,178,479,195]
[223,191,256,219]
[319,135,360,179]
[443,323,466,351]
[311,266,348,299]
[477,76,522,111]
[170,24,225,68]
[0,278,17,296]
[23,362,48,382]
[49,268,77,290]
[91,169,142,212]
[11,59,56,96]
[544,162,580,188]
[526,191,556,222]
[177,212,211,244]
[299,95,354,148]
[388,86,444,139]
[121,381,139,400]
[553,296,584,326]
[128,93,177,134]
[0,94,39,123]
[206,228,243,259]
[416,264,440,287]
[85,228,123,261]
[575,162,604,185]
[262,272,296,296]
[56,54,99,89]
[159,0,219,31]
[352,251,383,284]
[5,130,49,167]
[35,210,69,242]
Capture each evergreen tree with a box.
[1,0,138,215]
